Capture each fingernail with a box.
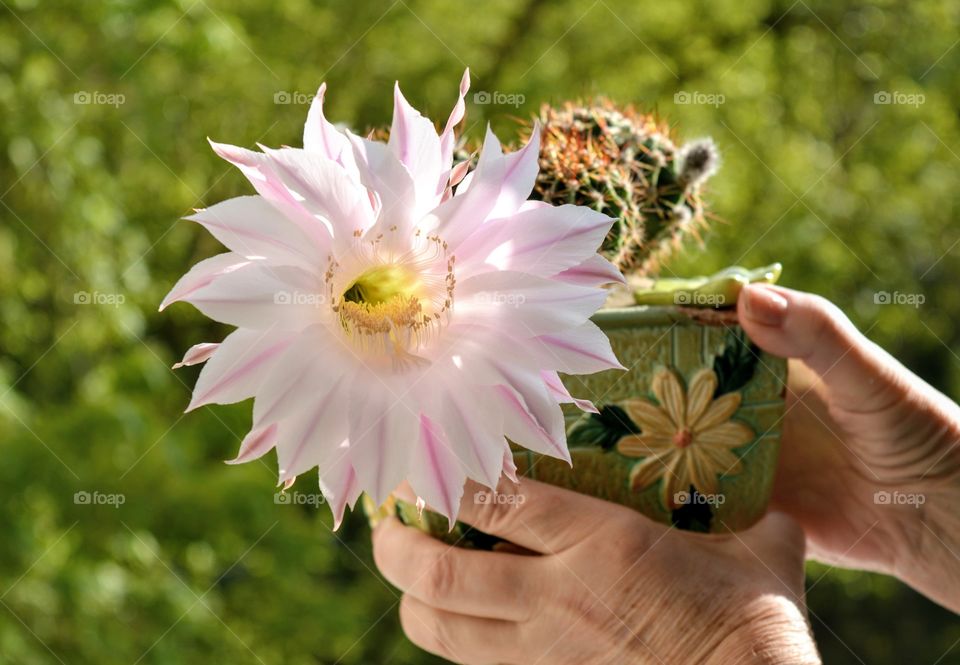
[744,285,788,326]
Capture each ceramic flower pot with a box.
[365,305,787,545]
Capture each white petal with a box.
[187,329,295,411]
[226,423,278,465]
[457,204,615,279]
[172,342,219,369]
[208,140,332,251]
[182,263,327,331]
[187,195,322,269]
[436,384,505,489]
[456,271,608,336]
[389,82,443,212]
[348,376,418,507]
[488,123,540,220]
[276,376,349,483]
[437,68,470,193]
[408,415,466,527]
[319,449,361,530]
[527,321,626,374]
[303,82,359,179]
[160,253,252,312]
[493,362,570,462]
[257,146,375,236]
[541,370,598,413]
[346,132,417,232]
[553,254,626,287]
[424,127,506,249]
[251,324,353,427]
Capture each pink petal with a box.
[389,82,443,211]
[553,254,626,287]
[526,321,625,374]
[256,146,375,236]
[347,377,418,507]
[346,132,416,231]
[501,442,519,483]
[303,82,359,177]
[541,370,598,413]
[226,423,278,465]
[489,122,541,220]
[456,204,616,279]
[424,128,506,249]
[172,342,220,369]
[187,329,295,411]
[437,385,505,489]
[276,376,349,483]
[319,450,361,530]
[252,324,354,427]
[456,270,608,337]
[408,414,465,528]
[493,362,570,462]
[160,253,251,312]
[437,68,470,194]
[181,263,326,331]
[208,140,332,252]
[187,195,322,269]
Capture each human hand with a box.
[373,478,819,665]
[738,284,960,612]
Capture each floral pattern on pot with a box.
[616,367,754,510]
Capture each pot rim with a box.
[592,305,741,329]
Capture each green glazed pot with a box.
[365,305,787,545]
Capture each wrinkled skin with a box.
[371,284,960,663]
[375,479,816,664]
[740,284,960,613]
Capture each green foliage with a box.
[1,0,959,662]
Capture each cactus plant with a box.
[526,99,719,276]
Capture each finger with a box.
[735,511,806,599]
[738,283,904,410]
[457,477,663,554]
[372,516,539,621]
[399,594,524,665]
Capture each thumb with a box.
[737,283,901,410]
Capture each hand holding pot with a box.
[739,284,960,613]
[373,478,819,665]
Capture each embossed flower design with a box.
[616,367,754,509]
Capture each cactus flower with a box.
[162,71,624,527]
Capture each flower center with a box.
[329,231,455,363]
[338,264,427,335]
[672,428,693,448]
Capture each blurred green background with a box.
[1,0,959,662]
